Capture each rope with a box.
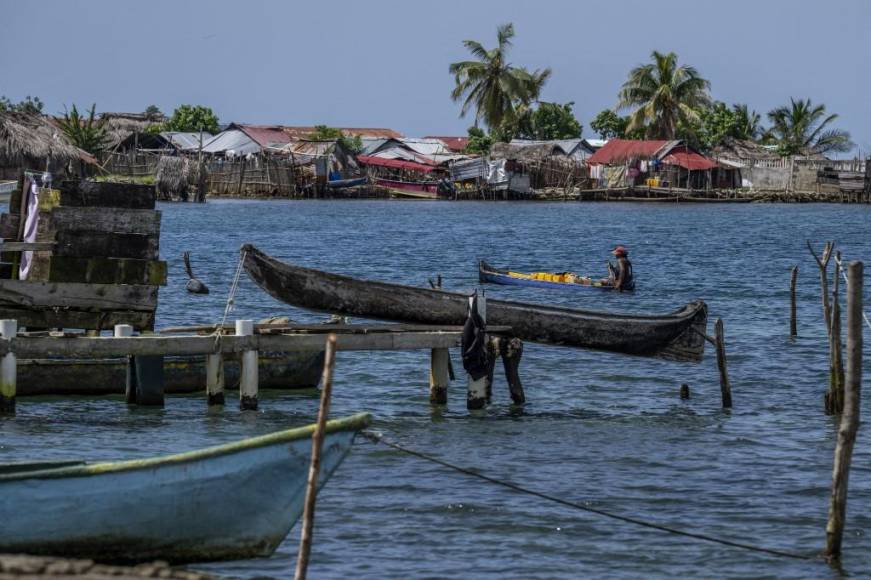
[361,431,815,562]
[833,257,871,330]
[213,248,248,349]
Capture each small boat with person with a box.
[0,413,371,564]
[479,260,613,291]
[240,245,707,362]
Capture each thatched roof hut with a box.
[490,141,565,162]
[0,111,96,180]
[100,112,165,150]
[710,138,780,161]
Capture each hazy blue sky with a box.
[2,0,868,152]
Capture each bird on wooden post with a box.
[183,251,209,294]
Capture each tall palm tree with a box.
[731,104,761,141]
[617,51,711,139]
[450,23,551,131]
[766,98,853,155]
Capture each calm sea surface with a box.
[2,200,871,579]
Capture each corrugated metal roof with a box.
[161,131,214,151]
[398,138,454,157]
[424,136,469,153]
[588,139,717,170]
[230,124,294,148]
[201,129,260,155]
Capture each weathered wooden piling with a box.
[0,319,17,414]
[714,318,732,409]
[790,265,798,337]
[116,324,136,404]
[295,334,337,580]
[825,261,863,560]
[825,255,845,414]
[206,353,225,406]
[807,240,834,332]
[500,337,525,404]
[680,383,690,399]
[237,319,258,410]
[429,348,450,405]
[466,294,488,410]
[484,336,500,404]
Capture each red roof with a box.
[357,155,438,174]
[424,136,469,153]
[228,124,403,147]
[587,139,717,171]
[231,124,294,148]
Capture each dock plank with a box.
[0,280,157,310]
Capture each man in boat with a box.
[607,246,634,292]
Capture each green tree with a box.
[165,105,219,133]
[57,104,109,155]
[464,126,493,155]
[0,95,44,115]
[731,104,761,141]
[617,50,711,139]
[143,105,163,121]
[307,125,363,153]
[515,101,582,140]
[590,109,628,139]
[766,98,853,156]
[449,23,551,131]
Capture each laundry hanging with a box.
[19,178,40,280]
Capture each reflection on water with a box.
[3,200,871,579]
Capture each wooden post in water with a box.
[825,260,863,561]
[500,337,525,404]
[206,353,225,406]
[680,383,691,399]
[807,240,834,332]
[429,348,450,405]
[714,318,732,409]
[0,319,17,414]
[790,265,798,337]
[237,319,258,410]
[826,255,846,414]
[484,336,500,404]
[295,334,337,580]
[467,294,488,410]
[116,324,136,404]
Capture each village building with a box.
[0,111,96,182]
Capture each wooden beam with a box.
[0,280,157,310]
[0,242,55,252]
[0,307,154,332]
[60,181,156,210]
[54,231,159,260]
[43,257,167,285]
[48,207,161,236]
[0,330,469,358]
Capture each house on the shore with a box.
[424,136,469,153]
[98,112,165,151]
[508,138,601,162]
[586,139,732,189]
[0,111,96,181]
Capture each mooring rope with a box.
[213,248,248,349]
[361,431,815,562]
[833,256,871,330]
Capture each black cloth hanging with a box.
[461,292,489,380]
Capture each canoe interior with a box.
[241,245,708,362]
[479,260,612,291]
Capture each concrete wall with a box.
[742,166,789,190]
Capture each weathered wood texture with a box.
[41,257,167,285]
[59,180,156,209]
[714,318,732,409]
[55,231,159,260]
[0,208,161,238]
[808,241,834,332]
[0,329,472,358]
[242,245,709,362]
[0,242,54,252]
[0,280,157,310]
[500,336,525,404]
[825,261,863,560]
[0,307,154,331]
[429,348,450,404]
[295,334,337,580]
[826,256,845,415]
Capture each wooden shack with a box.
[0,178,166,331]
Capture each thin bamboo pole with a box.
[295,333,337,580]
[790,266,798,337]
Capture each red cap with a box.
[612,245,628,256]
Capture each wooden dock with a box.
[0,321,515,413]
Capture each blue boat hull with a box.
[0,414,370,564]
[479,262,612,291]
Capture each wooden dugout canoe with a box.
[241,245,708,362]
[479,260,614,291]
[0,413,371,564]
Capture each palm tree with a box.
[766,98,853,155]
[731,104,761,141]
[449,23,551,131]
[57,103,108,156]
[617,51,711,139]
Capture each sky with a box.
[2,0,869,154]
